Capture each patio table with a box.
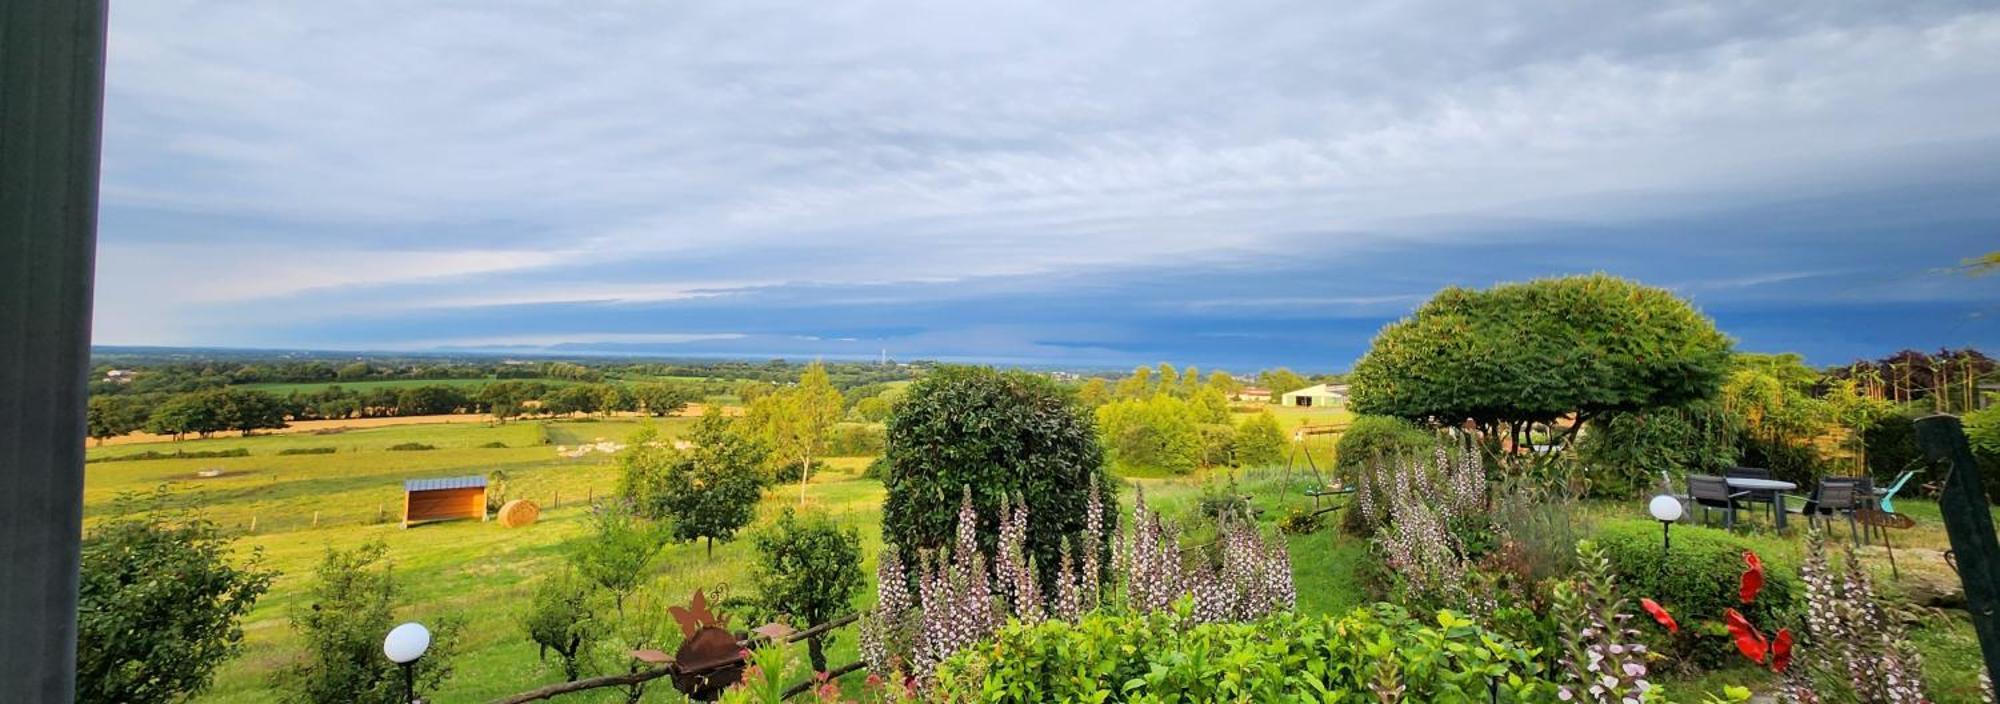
[1726,477,1797,529]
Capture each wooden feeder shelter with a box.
[402,475,488,528]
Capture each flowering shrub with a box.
[860,482,1293,683]
[932,604,1552,702]
[1360,444,1492,611]
[1552,540,1658,703]
[1779,531,1930,703]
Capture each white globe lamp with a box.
[383,622,430,702]
[1648,493,1683,558]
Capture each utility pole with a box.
[1,0,109,700]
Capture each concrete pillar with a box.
[0,0,109,700]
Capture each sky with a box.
[95,1,2000,371]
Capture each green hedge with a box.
[1334,415,1432,474]
[86,448,251,464]
[276,447,337,456]
[1594,519,1798,666]
[933,604,1551,702]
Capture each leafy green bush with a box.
[825,422,885,456]
[750,508,862,672]
[1577,401,1738,498]
[882,366,1110,590]
[276,542,462,704]
[87,448,251,463]
[517,568,606,682]
[477,440,509,449]
[1277,507,1325,535]
[618,412,767,556]
[385,442,435,451]
[276,447,337,456]
[932,604,1552,702]
[1593,520,1798,667]
[78,493,277,704]
[1233,410,1286,467]
[1333,415,1431,475]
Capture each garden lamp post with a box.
[1648,493,1683,558]
[383,622,431,704]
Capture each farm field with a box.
[236,377,571,396]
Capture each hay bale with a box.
[497,499,540,528]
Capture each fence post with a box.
[1912,414,2000,684]
[312,511,319,528]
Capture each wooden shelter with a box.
[402,476,488,528]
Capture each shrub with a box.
[750,508,862,673]
[477,440,509,449]
[567,506,668,617]
[1095,394,1204,474]
[518,568,606,682]
[1577,400,1738,498]
[77,493,277,704]
[931,604,1552,702]
[385,442,435,451]
[1333,415,1431,474]
[881,365,1111,591]
[824,422,885,456]
[87,448,251,464]
[1233,410,1286,467]
[276,447,338,456]
[1593,519,1798,667]
[1277,506,1324,535]
[276,542,461,704]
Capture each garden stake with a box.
[1913,415,2000,684]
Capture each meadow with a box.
[81,402,1995,702]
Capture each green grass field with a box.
[236,377,569,396]
[83,410,1995,703]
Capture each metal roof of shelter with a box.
[403,476,487,492]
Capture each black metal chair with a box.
[1687,474,1750,530]
[1793,478,1866,547]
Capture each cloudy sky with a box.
[96,1,2000,370]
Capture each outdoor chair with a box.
[1791,478,1866,547]
[1686,475,1750,530]
[1726,467,1778,523]
[1878,470,1917,514]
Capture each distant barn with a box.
[1280,383,1348,408]
[402,476,488,528]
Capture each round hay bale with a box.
[497,499,540,528]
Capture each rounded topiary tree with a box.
[1350,274,1734,455]
[881,366,1111,589]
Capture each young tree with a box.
[568,506,668,617]
[1095,395,1203,474]
[618,410,768,557]
[632,382,696,417]
[1234,410,1287,468]
[86,395,146,445]
[277,542,462,704]
[750,509,862,673]
[77,492,277,704]
[749,362,842,504]
[1257,368,1308,399]
[596,384,636,417]
[518,568,606,682]
[1076,377,1111,407]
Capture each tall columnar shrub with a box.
[881,365,1111,590]
[1357,446,1490,611]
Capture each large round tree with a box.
[881,366,1111,589]
[1349,274,1733,453]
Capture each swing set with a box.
[1279,424,1355,516]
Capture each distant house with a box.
[1281,383,1347,408]
[102,369,135,383]
[1233,386,1272,403]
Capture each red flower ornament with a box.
[1770,628,1794,673]
[1640,598,1679,634]
[1739,551,1765,604]
[1724,608,1768,664]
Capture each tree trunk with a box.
[799,454,811,505]
[807,633,828,673]
[705,536,713,558]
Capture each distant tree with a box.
[1205,370,1240,397]
[477,380,535,423]
[596,384,636,416]
[1349,274,1733,457]
[567,506,667,617]
[1257,368,1308,398]
[395,384,467,416]
[77,491,276,704]
[545,385,602,417]
[86,395,147,445]
[1190,387,1232,424]
[854,395,894,422]
[735,380,776,404]
[1113,366,1153,399]
[1181,365,1201,396]
[145,392,226,440]
[277,542,462,704]
[1076,377,1111,407]
[631,382,695,417]
[750,508,862,673]
[335,361,371,381]
[216,388,289,435]
[747,362,842,504]
[1096,395,1203,474]
[618,411,768,557]
[1234,410,1287,468]
[518,568,606,682]
[1156,363,1181,393]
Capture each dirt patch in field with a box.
[90,404,739,447]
